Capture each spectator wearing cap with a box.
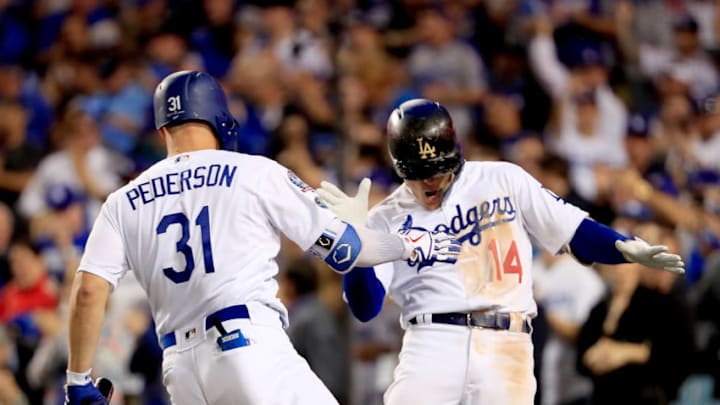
[625,112,678,196]
[689,93,720,172]
[30,184,89,283]
[605,114,670,234]
[529,16,628,202]
[618,11,718,100]
[407,5,487,142]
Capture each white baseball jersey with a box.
[368,161,588,324]
[78,149,336,337]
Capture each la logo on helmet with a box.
[416,137,436,159]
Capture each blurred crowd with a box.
[0,0,719,404]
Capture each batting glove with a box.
[65,382,107,405]
[317,178,371,226]
[615,237,685,274]
[400,228,462,265]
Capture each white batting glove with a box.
[615,237,685,274]
[399,228,462,264]
[317,178,371,226]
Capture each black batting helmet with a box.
[387,99,464,180]
[153,71,240,151]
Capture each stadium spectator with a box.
[577,223,695,405]
[528,16,628,202]
[349,301,402,405]
[533,251,605,405]
[17,109,125,225]
[280,258,349,404]
[408,6,487,142]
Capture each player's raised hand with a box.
[615,237,685,274]
[317,178,371,226]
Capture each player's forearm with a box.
[67,272,110,372]
[354,227,408,267]
[344,267,386,322]
[568,218,629,264]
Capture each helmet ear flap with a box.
[215,114,241,152]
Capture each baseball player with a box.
[317,99,685,405]
[63,72,460,405]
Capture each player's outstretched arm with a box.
[314,178,461,274]
[614,238,685,274]
[568,218,685,274]
[313,217,461,274]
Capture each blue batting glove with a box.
[65,382,107,405]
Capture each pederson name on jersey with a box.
[125,164,237,210]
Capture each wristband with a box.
[66,369,92,386]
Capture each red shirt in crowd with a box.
[0,273,58,323]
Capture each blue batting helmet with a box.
[153,70,240,151]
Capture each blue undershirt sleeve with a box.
[568,218,630,265]
[343,266,386,322]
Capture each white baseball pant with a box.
[161,304,338,405]
[384,323,536,405]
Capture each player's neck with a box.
[164,124,220,156]
[167,142,218,156]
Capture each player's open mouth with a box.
[424,190,439,197]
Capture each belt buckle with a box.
[466,313,472,327]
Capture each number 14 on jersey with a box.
[488,239,523,283]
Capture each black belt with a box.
[408,312,531,333]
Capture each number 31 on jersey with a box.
[156,205,215,283]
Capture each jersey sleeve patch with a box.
[287,170,313,193]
